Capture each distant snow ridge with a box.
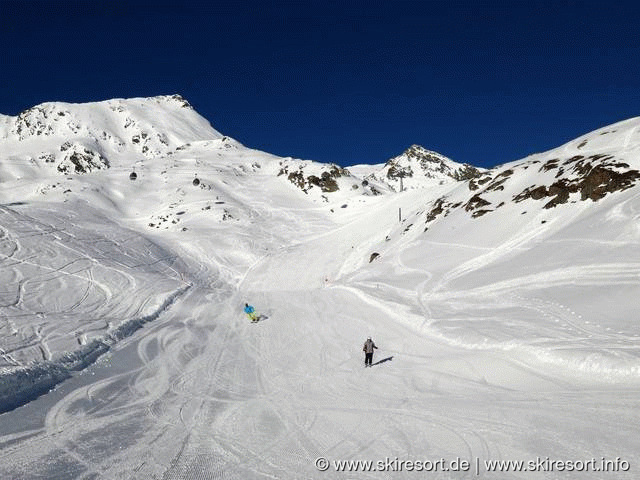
[0,94,222,177]
[364,145,483,192]
[277,159,383,197]
[422,118,640,225]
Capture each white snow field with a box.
[0,97,639,479]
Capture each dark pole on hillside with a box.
[399,207,402,223]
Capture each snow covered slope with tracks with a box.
[0,98,639,479]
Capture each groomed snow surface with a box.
[0,101,639,479]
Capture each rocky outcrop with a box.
[465,194,491,213]
[419,145,640,231]
[57,143,109,174]
[279,163,349,194]
[513,154,640,208]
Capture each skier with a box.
[363,337,378,367]
[244,303,258,322]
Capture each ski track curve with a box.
[2,195,640,479]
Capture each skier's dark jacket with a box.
[363,339,377,354]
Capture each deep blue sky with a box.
[2,1,640,168]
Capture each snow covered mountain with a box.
[1,97,639,479]
[357,144,484,192]
[0,94,221,178]
[421,118,640,223]
[0,95,406,391]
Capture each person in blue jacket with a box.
[244,303,258,322]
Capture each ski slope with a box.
[1,195,638,479]
[0,99,639,479]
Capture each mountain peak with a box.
[363,145,483,191]
[401,144,441,160]
[0,95,222,177]
[147,94,193,108]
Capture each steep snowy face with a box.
[365,145,483,191]
[0,95,222,177]
[421,117,640,225]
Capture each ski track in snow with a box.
[1,109,640,478]
[3,196,639,479]
[4,237,632,479]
